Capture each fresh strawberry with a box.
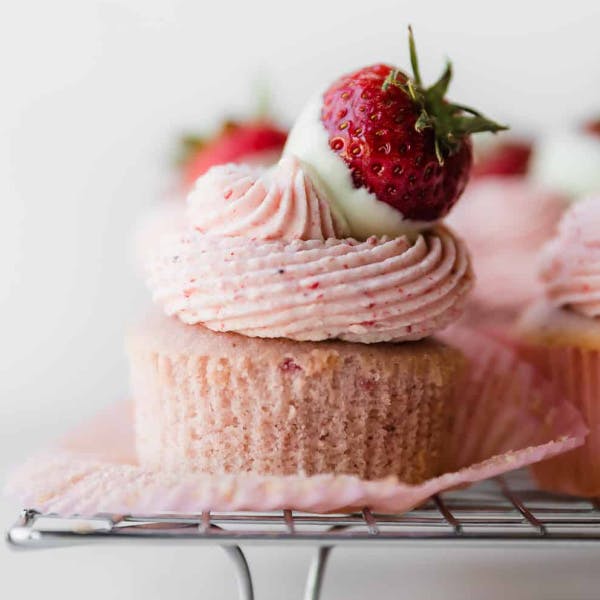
[180,120,287,190]
[321,28,506,221]
[472,140,532,178]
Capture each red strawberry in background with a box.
[179,119,287,191]
[472,139,533,178]
[286,27,507,234]
[584,117,600,137]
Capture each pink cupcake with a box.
[131,32,508,486]
[517,196,600,495]
[4,33,589,517]
[134,156,472,484]
[447,177,566,324]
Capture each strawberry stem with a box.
[408,25,422,87]
[383,26,508,164]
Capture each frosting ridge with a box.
[147,225,473,343]
[187,156,349,241]
[540,197,600,318]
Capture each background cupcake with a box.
[517,196,600,496]
[447,177,566,324]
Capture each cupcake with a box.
[133,29,505,485]
[447,177,566,324]
[517,196,600,495]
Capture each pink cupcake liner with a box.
[518,344,600,496]
[5,328,586,514]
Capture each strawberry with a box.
[180,119,287,190]
[472,140,532,178]
[321,28,506,222]
[584,117,600,137]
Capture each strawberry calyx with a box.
[382,27,508,164]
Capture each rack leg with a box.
[221,546,254,600]
[303,545,335,600]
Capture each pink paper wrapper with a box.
[5,328,586,514]
[518,343,600,496]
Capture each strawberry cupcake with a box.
[517,196,600,495]
[447,177,566,324]
[132,30,504,485]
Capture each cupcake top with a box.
[145,29,507,344]
[447,177,566,311]
[540,196,600,318]
[186,158,350,241]
[148,157,472,343]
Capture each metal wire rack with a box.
[7,470,600,600]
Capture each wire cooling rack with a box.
[7,470,600,600]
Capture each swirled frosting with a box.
[147,225,472,343]
[187,157,349,241]
[146,156,473,343]
[540,196,600,318]
[447,177,565,311]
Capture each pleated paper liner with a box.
[5,327,586,514]
[516,342,600,497]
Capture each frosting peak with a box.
[540,197,600,318]
[187,156,349,241]
[147,226,473,344]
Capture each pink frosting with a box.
[447,177,565,311]
[144,156,474,343]
[147,225,472,343]
[540,196,600,318]
[187,156,349,241]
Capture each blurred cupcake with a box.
[530,118,600,200]
[447,177,566,324]
[517,196,600,496]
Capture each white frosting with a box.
[530,131,600,200]
[283,94,430,239]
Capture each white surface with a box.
[2,0,600,597]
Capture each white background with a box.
[1,1,600,597]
